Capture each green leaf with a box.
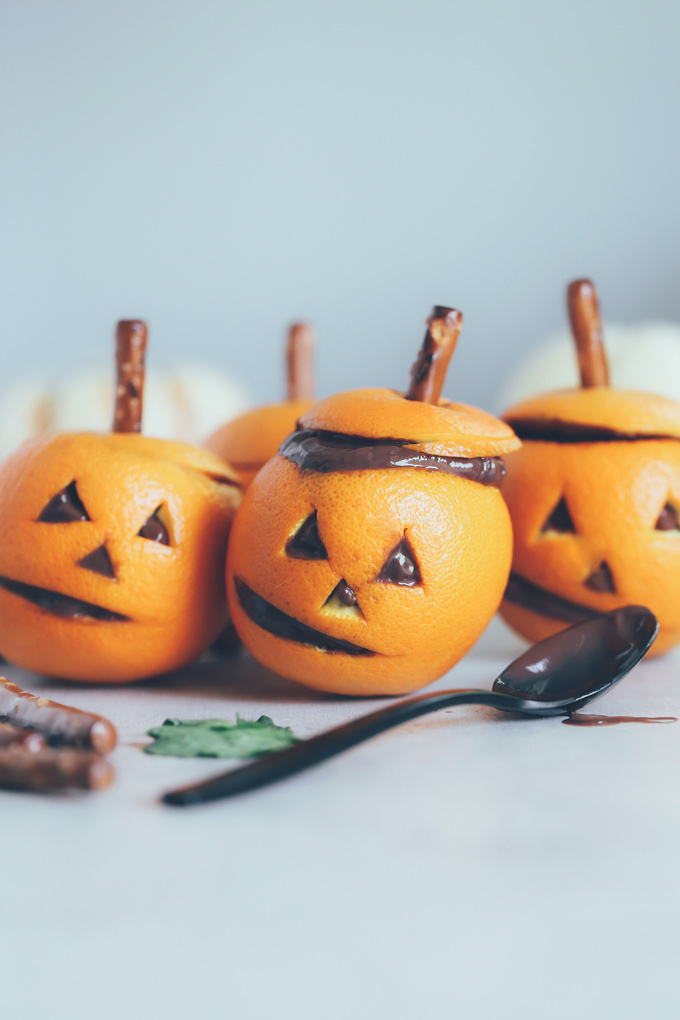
[143,715,300,759]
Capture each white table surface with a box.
[2,616,679,1020]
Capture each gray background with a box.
[2,0,679,412]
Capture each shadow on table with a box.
[140,652,341,706]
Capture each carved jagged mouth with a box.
[235,578,375,656]
[504,572,603,623]
[0,577,130,622]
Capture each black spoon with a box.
[163,605,658,807]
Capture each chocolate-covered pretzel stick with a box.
[0,680,117,754]
[567,279,609,388]
[406,306,462,405]
[0,746,114,792]
[286,323,314,401]
[0,721,45,752]
[113,319,147,432]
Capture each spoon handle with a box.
[163,688,515,806]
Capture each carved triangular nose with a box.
[77,544,116,579]
[584,560,616,593]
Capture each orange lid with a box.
[299,388,520,458]
[503,386,680,439]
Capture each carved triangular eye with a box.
[38,481,90,523]
[655,502,680,532]
[540,497,575,534]
[138,507,171,545]
[376,536,421,586]
[286,512,327,559]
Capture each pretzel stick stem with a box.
[286,323,314,402]
[405,306,462,404]
[567,280,610,388]
[113,320,147,432]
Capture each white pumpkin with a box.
[499,321,680,409]
[0,364,251,461]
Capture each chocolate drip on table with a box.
[564,713,677,727]
[280,430,506,487]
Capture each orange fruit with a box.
[500,280,680,655]
[206,399,316,489]
[227,307,520,695]
[0,322,241,682]
[206,323,315,488]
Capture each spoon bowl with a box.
[493,604,659,709]
[164,605,658,806]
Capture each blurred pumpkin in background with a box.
[206,323,316,489]
[0,362,250,460]
[499,320,680,410]
[501,280,680,656]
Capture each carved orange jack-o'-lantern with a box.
[500,280,680,655]
[206,323,316,489]
[227,307,520,696]
[0,322,241,682]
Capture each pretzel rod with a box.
[0,721,45,752]
[567,280,610,388]
[286,323,314,401]
[0,746,114,792]
[113,320,147,432]
[405,306,462,404]
[0,680,117,754]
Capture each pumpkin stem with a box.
[405,306,462,404]
[113,320,147,433]
[567,280,610,388]
[286,323,314,402]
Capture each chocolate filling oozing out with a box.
[202,473,242,489]
[334,581,358,607]
[656,503,680,531]
[0,577,129,621]
[38,481,90,523]
[504,573,600,624]
[376,537,421,587]
[507,418,680,443]
[279,430,506,486]
[138,510,170,545]
[235,578,374,656]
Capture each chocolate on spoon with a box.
[163,605,658,806]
